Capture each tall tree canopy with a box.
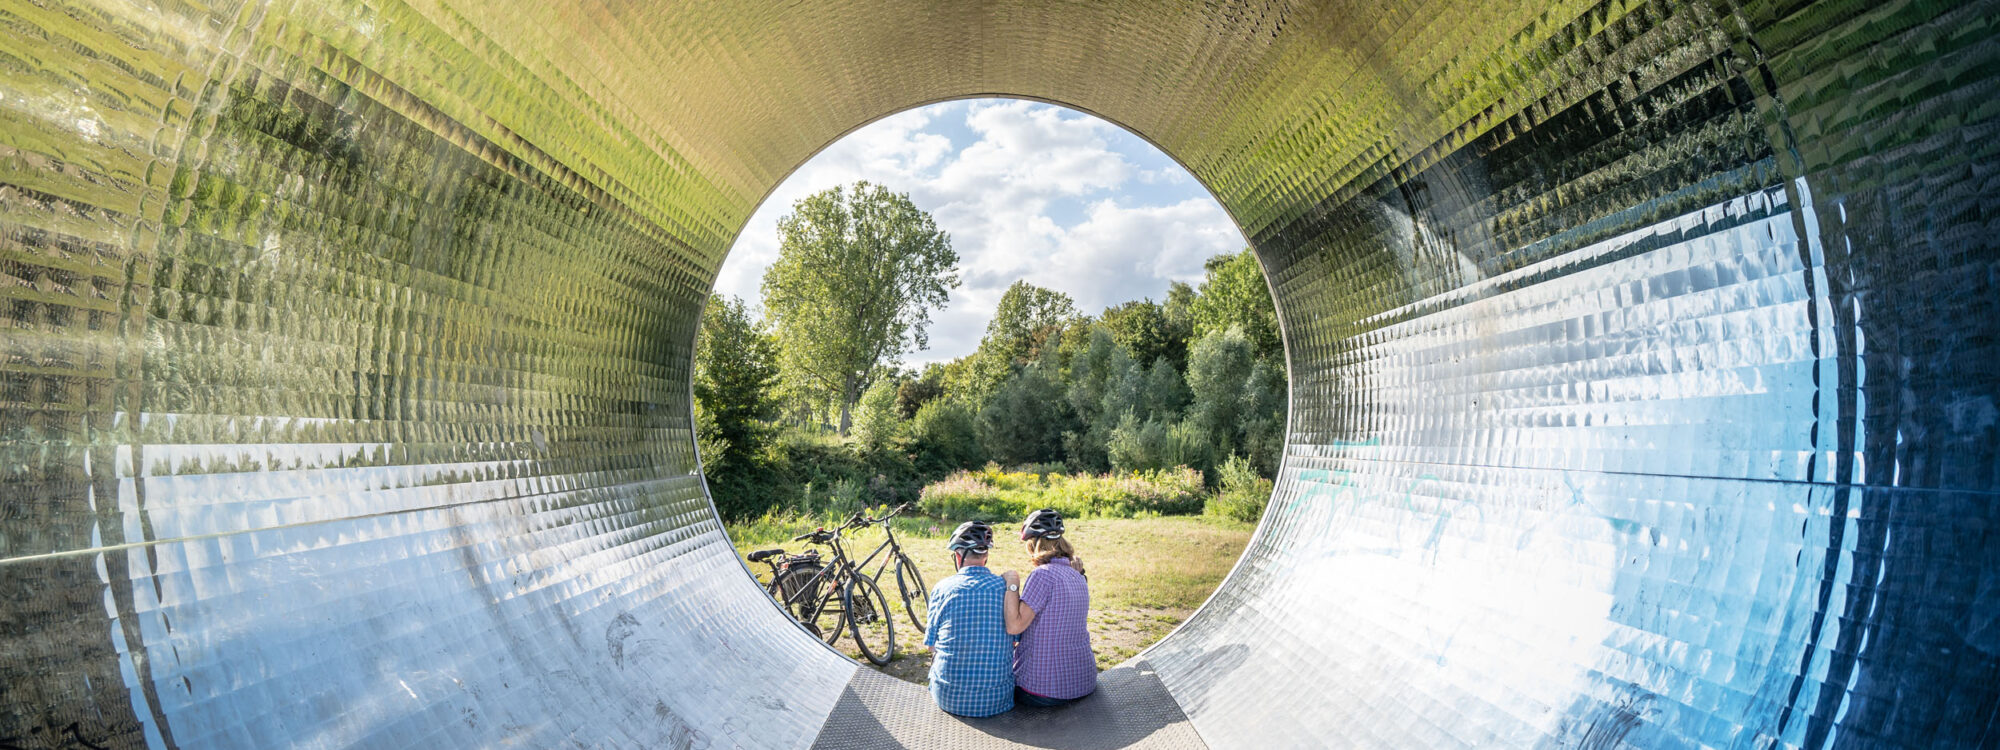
[1188,250,1281,360]
[983,281,1078,365]
[1098,298,1185,370]
[762,181,959,434]
[944,281,1076,402]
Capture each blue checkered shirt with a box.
[924,565,1014,716]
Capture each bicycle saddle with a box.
[747,548,784,563]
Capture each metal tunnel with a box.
[3,0,1996,747]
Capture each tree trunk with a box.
[837,375,856,435]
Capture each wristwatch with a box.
[1006,583,1019,592]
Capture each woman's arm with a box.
[1002,570,1037,635]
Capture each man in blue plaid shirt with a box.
[924,521,1014,717]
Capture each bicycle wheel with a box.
[843,574,896,666]
[804,576,846,645]
[771,567,843,643]
[894,552,931,636]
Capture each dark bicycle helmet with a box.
[1020,508,1064,540]
[946,521,994,553]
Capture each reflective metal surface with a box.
[2,0,1995,748]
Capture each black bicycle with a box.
[748,511,897,665]
[850,503,931,637]
[746,504,930,665]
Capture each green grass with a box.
[728,513,1253,681]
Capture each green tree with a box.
[1062,327,1129,471]
[1188,250,1281,360]
[763,181,959,434]
[911,399,984,472]
[983,281,1078,365]
[1098,299,1182,370]
[1139,356,1190,420]
[693,294,781,519]
[694,294,780,467]
[978,354,1075,467]
[1184,324,1285,477]
[1184,324,1256,442]
[944,281,1078,404]
[694,403,730,471]
[896,363,946,419]
[1052,315,1098,378]
[1163,281,1197,338]
[939,347,1014,406]
[1065,327,1123,425]
[1238,359,1287,476]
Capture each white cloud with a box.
[1032,198,1241,313]
[933,101,1132,199]
[1138,166,1190,185]
[714,99,1245,366]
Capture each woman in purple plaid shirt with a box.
[1001,508,1097,707]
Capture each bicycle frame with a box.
[755,505,921,665]
[775,534,855,612]
[847,525,908,582]
[768,506,916,616]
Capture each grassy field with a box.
[728,514,1253,684]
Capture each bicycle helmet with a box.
[1020,508,1064,540]
[946,521,994,553]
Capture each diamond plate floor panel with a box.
[810,659,1207,749]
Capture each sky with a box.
[713,99,1247,366]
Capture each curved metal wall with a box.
[2,0,1994,748]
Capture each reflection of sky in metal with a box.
[2,0,1994,749]
[1153,184,1854,746]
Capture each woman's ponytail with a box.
[1028,536,1084,576]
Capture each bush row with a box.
[918,464,1206,522]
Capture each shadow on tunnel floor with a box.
[809,658,1207,749]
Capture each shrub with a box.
[1107,416,1209,474]
[852,379,905,453]
[917,471,1012,520]
[919,466,1205,522]
[1206,454,1273,523]
[911,399,983,472]
[1011,462,1069,478]
[739,428,919,520]
[977,365,1074,466]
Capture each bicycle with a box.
[845,503,931,637]
[747,510,900,665]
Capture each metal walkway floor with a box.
[810,660,1207,749]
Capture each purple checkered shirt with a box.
[1012,558,1097,699]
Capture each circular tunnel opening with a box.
[697,98,1281,684]
[3,1,1993,749]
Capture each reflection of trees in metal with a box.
[1,0,1995,747]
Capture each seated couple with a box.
[925,509,1097,717]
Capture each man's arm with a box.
[1002,570,1036,635]
[925,581,943,647]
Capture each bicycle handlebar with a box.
[794,502,914,541]
[866,503,912,525]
